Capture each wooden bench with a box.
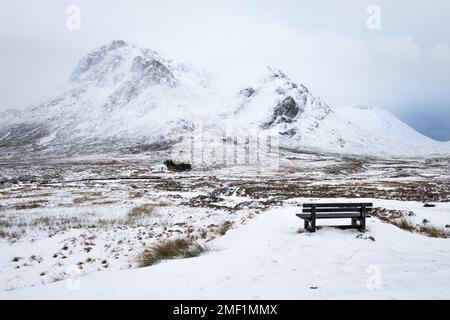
[296,203,373,232]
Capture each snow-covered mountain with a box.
[0,40,448,158]
[336,106,447,155]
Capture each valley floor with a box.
[0,151,449,299]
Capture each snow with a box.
[0,38,449,300]
[2,199,449,300]
[337,106,448,155]
[1,41,449,158]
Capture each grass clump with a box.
[419,225,449,239]
[72,192,103,204]
[92,200,117,205]
[129,191,144,199]
[217,221,233,236]
[391,217,416,232]
[129,204,156,219]
[390,217,448,238]
[0,219,12,228]
[14,202,42,210]
[0,229,21,240]
[139,238,208,267]
[73,196,96,204]
[199,228,208,239]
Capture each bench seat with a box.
[296,213,362,219]
[297,202,373,232]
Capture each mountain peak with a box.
[265,66,287,79]
[105,39,129,49]
[1,40,449,158]
[69,40,176,89]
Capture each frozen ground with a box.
[1,201,450,299]
[0,151,449,299]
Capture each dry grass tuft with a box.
[0,230,21,239]
[129,204,156,218]
[92,200,117,205]
[129,191,144,199]
[374,207,449,238]
[199,229,208,239]
[419,224,449,238]
[73,195,97,204]
[14,201,43,210]
[72,192,103,204]
[0,219,12,228]
[391,217,416,232]
[138,238,208,267]
[217,221,233,236]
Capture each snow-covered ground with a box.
[1,199,449,299]
[0,153,449,299]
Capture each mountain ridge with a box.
[0,40,449,158]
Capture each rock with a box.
[280,128,296,137]
[239,87,256,98]
[262,96,299,128]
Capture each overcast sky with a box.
[1,0,449,140]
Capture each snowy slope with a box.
[223,70,450,157]
[2,200,450,299]
[337,106,447,155]
[0,40,449,158]
[0,41,225,153]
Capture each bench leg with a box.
[310,217,316,232]
[360,205,366,231]
[351,218,358,227]
[310,205,316,232]
[359,217,366,231]
[304,219,310,231]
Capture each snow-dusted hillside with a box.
[0,40,448,158]
[223,70,450,157]
[336,106,449,156]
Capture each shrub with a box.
[139,238,208,267]
[164,160,192,172]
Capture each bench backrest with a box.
[302,203,373,214]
